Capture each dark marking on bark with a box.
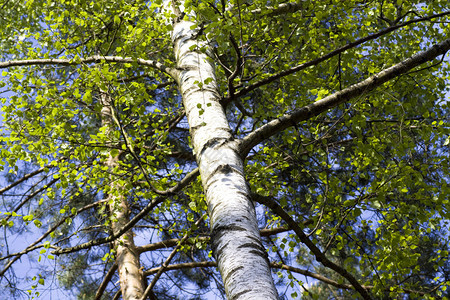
[236,190,249,198]
[216,164,233,174]
[211,224,247,238]
[198,137,224,156]
[211,225,247,259]
[230,288,252,300]
[205,164,245,190]
[239,242,265,254]
[211,239,229,260]
[224,265,244,285]
[239,242,271,265]
[247,235,264,245]
[249,250,270,265]
[197,136,233,158]
[239,242,264,252]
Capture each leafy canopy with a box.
[0,0,449,299]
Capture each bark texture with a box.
[101,93,146,300]
[171,18,279,299]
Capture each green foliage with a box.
[0,0,449,299]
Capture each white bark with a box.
[101,94,146,300]
[107,156,145,300]
[250,1,304,16]
[171,19,279,299]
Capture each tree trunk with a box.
[101,93,146,300]
[171,18,279,299]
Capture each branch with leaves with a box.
[252,193,372,299]
[240,37,450,156]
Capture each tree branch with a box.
[252,193,372,300]
[1,177,59,223]
[0,161,58,196]
[141,259,441,297]
[0,199,106,276]
[239,37,450,156]
[144,261,217,276]
[227,10,450,102]
[0,55,177,78]
[140,213,207,300]
[136,236,209,254]
[270,262,355,290]
[51,168,199,255]
[95,262,118,300]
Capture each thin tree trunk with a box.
[101,92,146,300]
[170,17,279,300]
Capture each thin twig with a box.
[140,213,207,300]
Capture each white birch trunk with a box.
[101,94,146,300]
[107,156,145,300]
[171,19,279,299]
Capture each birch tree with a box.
[0,1,449,299]
[100,90,147,299]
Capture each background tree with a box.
[0,0,449,299]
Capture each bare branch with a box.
[270,262,354,289]
[0,199,106,276]
[1,177,59,223]
[137,236,209,254]
[95,263,118,300]
[144,261,217,276]
[140,213,207,300]
[141,260,441,297]
[136,226,292,254]
[260,226,291,236]
[0,162,57,196]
